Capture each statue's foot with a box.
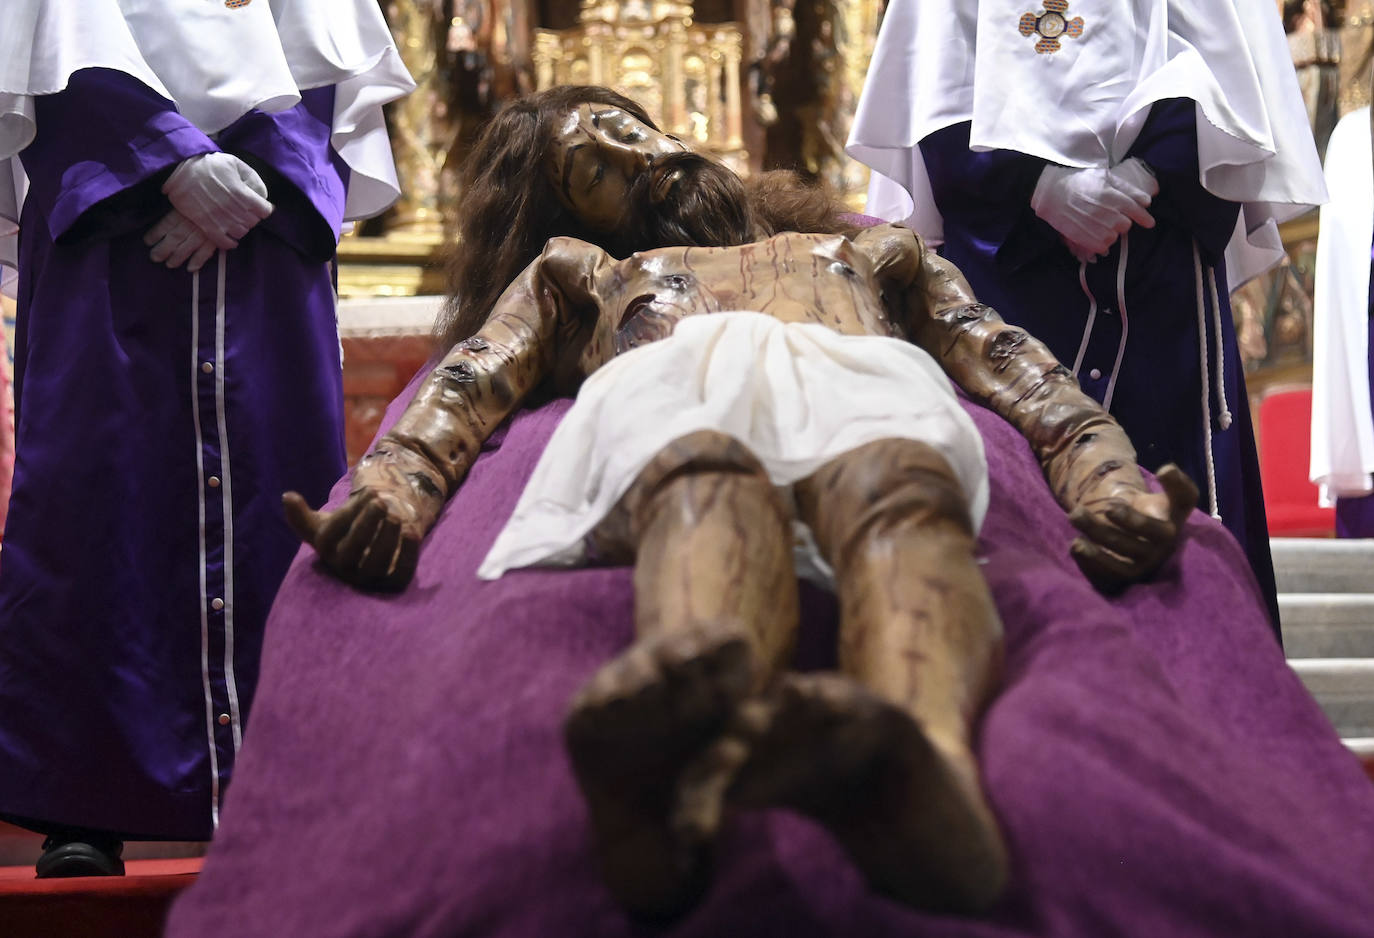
[564,628,753,921]
[730,672,1008,914]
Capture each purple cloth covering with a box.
[167,379,1374,937]
[0,69,347,840]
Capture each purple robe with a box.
[0,68,348,841]
[919,100,1280,632]
[162,375,1374,938]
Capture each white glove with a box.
[1032,163,1156,262]
[144,209,218,272]
[162,152,273,250]
[1108,157,1160,208]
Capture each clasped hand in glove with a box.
[145,153,274,271]
[161,152,273,250]
[1032,159,1158,263]
[143,209,218,272]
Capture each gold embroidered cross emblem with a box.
[1018,0,1085,54]
[224,0,252,8]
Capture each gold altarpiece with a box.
[531,2,748,174]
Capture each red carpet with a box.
[0,858,200,938]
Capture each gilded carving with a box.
[533,1,748,173]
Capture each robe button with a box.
[201,362,214,374]
[208,476,221,488]
[1088,368,1102,380]
[211,597,225,611]
[218,713,231,726]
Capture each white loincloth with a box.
[477,311,989,588]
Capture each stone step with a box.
[1270,538,1374,594]
[1280,594,1374,657]
[1289,658,1374,739]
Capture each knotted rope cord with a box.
[1206,263,1234,430]
[1103,230,1131,412]
[1193,239,1222,519]
[1071,257,1099,377]
[1070,233,1131,412]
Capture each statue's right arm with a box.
[855,224,1198,592]
[283,240,593,590]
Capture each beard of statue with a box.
[604,151,757,258]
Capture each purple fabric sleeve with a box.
[917,124,1047,208]
[22,68,217,242]
[218,86,348,260]
[918,122,1051,270]
[1121,99,1238,262]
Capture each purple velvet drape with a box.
[166,377,1374,938]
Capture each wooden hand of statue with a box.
[1068,463,1198,591]
[283,446,440,591]
[281,237,603,591]
[284,488,423,591]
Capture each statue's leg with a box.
[730,438,1008,913]
[564,429,799,921]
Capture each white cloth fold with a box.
[847,0,1327,286]
[478,313,990,588]
[0,0,415,292]
[1310,107,1374,504]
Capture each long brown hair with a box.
[437,86,658,347]
[437,86,860,349]
[745,169,863,241]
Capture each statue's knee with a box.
[617,430,783,536]
[635,430,769,493]
[802,439,975,549]
[859,439,973,530]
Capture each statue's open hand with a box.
[1068,464,1198,592]
[283,488,422,591]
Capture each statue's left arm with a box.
[284,237,609,590]
[856,224,1198,591]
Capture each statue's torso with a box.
[573,232,902,379]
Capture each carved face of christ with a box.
[544,103,690,233]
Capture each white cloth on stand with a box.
[1311,106,1374,504]
[0,0,416,293]
[478,312,990,588]
[847,0,1327,286]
